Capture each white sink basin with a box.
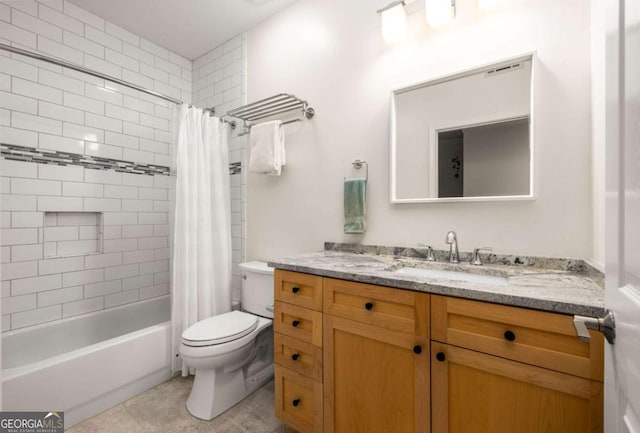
[394,267,508,286]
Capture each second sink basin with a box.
[393,267,508,286]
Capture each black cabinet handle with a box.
[292,286,300,294]
[292,320,300,327]
[292,399,300,407]
[365,302,373,310]
[291,353,300,361]
[504,330,516,341]
[413,345,422,354]
[436,352,446,362]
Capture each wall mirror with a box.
[390,54,534,203]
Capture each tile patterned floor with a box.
[67,376,284,433]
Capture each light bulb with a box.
[380,2,408,44]
[425,0,455,29]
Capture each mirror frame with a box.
[390,52,536,204]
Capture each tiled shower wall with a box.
[192,34,247,302]
[0,0,191,332]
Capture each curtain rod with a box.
[0,42,183,105]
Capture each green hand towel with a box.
[344,178,367,234]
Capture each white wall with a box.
[0,0,190,331]
[246,0,593,260]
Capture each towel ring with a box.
[351,160,368,181]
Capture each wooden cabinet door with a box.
[323,315,429,433]
[431,342,603,433]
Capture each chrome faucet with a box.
[445,231,459,263]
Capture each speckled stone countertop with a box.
[268,243,605,317]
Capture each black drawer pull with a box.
[504,330,516,341]
[291,353,300,361]
[436,352,446,362]
[292,320,300,327]
[413,345,422,354]
[292,399,300,407]
[365,302,374,310]
[292,286,300,294]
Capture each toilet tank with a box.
[239,261,274,319]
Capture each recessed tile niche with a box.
[43,212,104,259]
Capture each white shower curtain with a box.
[171,104,232,375]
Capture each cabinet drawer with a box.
[275,332,323,381]
[431,295,604,381]
[275,270,323,311]
[323,277,430,336]
[274,302,323,347]
[275,367,323,433]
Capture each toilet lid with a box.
[181,311,259,347]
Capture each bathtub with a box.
[1,296,172,428]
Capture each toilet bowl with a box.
[179,261,275,420]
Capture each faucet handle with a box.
[471,247,493,266]
[417,243,436,261]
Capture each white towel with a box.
[248,120,286,176]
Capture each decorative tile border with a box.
[230,162,241,175]
[1,143,171,176]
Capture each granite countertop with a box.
[268,244,605,317]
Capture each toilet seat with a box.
[182,311,258,347]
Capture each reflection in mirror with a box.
[391,55,533,203]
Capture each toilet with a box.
[179,261,275,420]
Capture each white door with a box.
[605,0,640,432]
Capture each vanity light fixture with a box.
[377,1,408,44]
[425,0,455,28]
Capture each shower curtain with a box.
[171,104,232,375]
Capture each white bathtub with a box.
[1,296,172,428]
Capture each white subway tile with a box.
[3,293,35,315]
[104,289,138,308]
[121,199,152,212]
[62,181,103,197]
[0,213,10,229]
[169,75,190,93]
[84,25,121,51]
[121,224,153,239]
[138,187,167,200]
[139,113,168,130]
[168,52,191,70]
[140,38,168,59]
[12,111,61,135]
[2,316,9,332]
[0,90,37,113]
[122,120,153,139]
[39,101,84,124]
[1,260,38,279]
[153,81,180,100]
[78,225,97,239]
[11,273,60,295]
[153,224,169,237]
[104,263,137,280]
[105,103,138,123]
[154,104,172,120]
[102,225,120,239]
[37,195,83,211]
[123,148,154,165]
[84,252,121,269]
[38,4,83,35]
[103,185,137,199]
[38,285,82,307]
[53,211,97,226]
[139,259,168,275]
[1,176,8,193]
[154,270,170,283]
[11,211,43,228]
[1,195,37,211]
[138,236,166,250]
[123,95,154,115]
[1,228,38,246]
[85,112,122,133]
[104,131,138,149]
[104,22,138,46]
[0,19,36,48]
[56,239,98,256]
[62,268,102,287]
[122,273,153,291]
[63,123,102,143]
[153,201,169,212]
[121,172,153,187]
[12,8,61,42]
[103,238,137,253]
[2,159,37,178]
[12,304,61,329]
[154,129,172,144]
[105,48,138,72]
[154,248,169,260]
[139,283,168,300]
[140,63,168,83]
[0,2,10,21]
[11,177,61,195]
[84,279,121,298]
[62,296,103,317]
[153,175,172,189]
[38,164,83,181]
[154,57,181,77]
[122,249,154,264]
[43,241,56,257]
[138,212,167,225]
[83,198,120,212]
[84,169,121,185]
[43,226,77,241]
[11,243,43,262]
[39,132,84,154]
[62,0,104,30]
[1,245,9,263]
[122,42,154,66]
[84,54,122,80]
[62,68,104,87]
[0,107,9,126]
[38,255,83,275]
[0,125,38,147]
[37,35,83,64]
[101,212,136,225]
[38,69,83,95]
[0,56,37,81]
[64,91,104,115]
[85,141,122,160]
